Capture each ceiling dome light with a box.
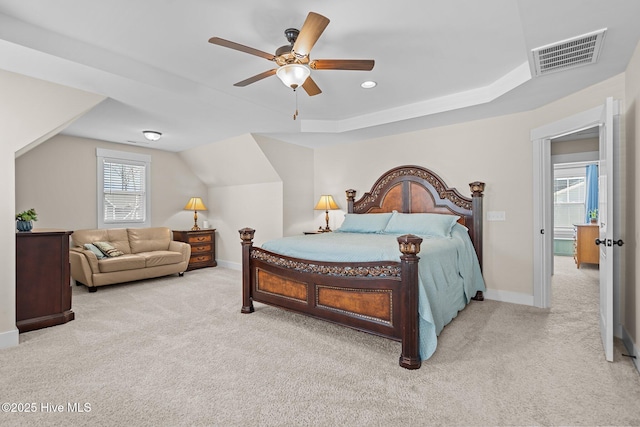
[276,64,310,89]
[361,80,377,89]
[142,130,162,141]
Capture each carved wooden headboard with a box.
[346,165,485,268]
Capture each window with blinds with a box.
[97,148,151,228]
[103,160,146,223]
[553,176,586,228]
[553,162,594,242]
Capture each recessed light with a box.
[361,81,377,89]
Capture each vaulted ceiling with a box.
[1,0,639,151]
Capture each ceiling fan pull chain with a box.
[293,88,299,120]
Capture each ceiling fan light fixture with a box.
[276,63,310,89]
[142,130,162,141]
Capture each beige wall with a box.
[181,133,315,266]
[209,182,283,268]
[0,70,105,349]
[254,135,315,237]
[624,40,640,360]
[15,135,207,232]
[315,73,625,302]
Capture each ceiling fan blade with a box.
[233,69,277,87]
[292,12,330,59]
[208,37,275,61]
[302,76,322,96]
[310,59,375,71]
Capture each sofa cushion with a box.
[72,228,132,254]
[137,250,185,267]
[128,227,171,253]
[98,254,146,273]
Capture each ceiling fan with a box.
[208,12,375,97]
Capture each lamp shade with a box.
[184,197,207,211]
[276,64,311,89]
[314,195,339,211]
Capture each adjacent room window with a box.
[554,175,586,228]
[97,148,151,228]
[553,162,597,241]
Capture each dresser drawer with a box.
[188,234,212,244]
[190,253,213,264]
[191,243,212,253]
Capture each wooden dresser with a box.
[172,229,217,271]
[574,224,600,268]
[16,229,74,333]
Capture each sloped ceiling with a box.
[178,133,280,187]
[1,69,105,155]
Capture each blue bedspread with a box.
[261,224,485,360]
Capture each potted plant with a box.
[588,209,598,224]
[16,208,38,232]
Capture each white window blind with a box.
[97,148,151,228]
[103,160,146,223]
[553,163,592,240]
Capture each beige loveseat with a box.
[70,227,191,292]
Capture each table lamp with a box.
[314,195,339,232]
[184,197,207,231]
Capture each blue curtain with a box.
[584,164,598,223]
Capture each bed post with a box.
[239,228,255,314]
[469,181,485,268]
[469,181,485,301]
[345,189,356,213]
[397,234,423,370]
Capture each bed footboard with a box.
[239,228,423,369]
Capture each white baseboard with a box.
[216,259,241,271]
[484,289,535,306]
[622,326,639,374]
[0,328,19,350]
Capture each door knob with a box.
[595,238,606,245]
[613,239,624,246]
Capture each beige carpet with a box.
[1,257,639,426]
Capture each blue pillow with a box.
[383,212,460,237]
[84,243,106,259]
[336,213,393,233]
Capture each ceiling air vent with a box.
[531,28,607,77]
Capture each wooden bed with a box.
[239,165,485,369]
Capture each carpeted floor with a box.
[1,256,639,426]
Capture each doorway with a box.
[531,98,623,361]
[550,132,600,312]
[551,130,599,270]
[531,104,608,309]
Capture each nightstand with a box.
[304,229,331,235]
[172,229,217,271]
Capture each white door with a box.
[597,97,614,362]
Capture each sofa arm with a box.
[69,247,99,286]
[169,240,191,262]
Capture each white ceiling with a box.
[1,0,639,152]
